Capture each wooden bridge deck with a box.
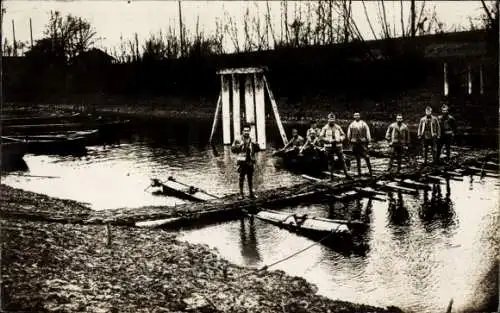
[84,148,497,227]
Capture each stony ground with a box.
[1,185,404,313]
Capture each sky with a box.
[1,1,487,54]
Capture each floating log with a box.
[322,171,346,179]
[376,181,419,194]
[465,166,498,174]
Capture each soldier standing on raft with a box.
[417,106,441,165]
[385,114,411,173]
[320,113,352,180]
[347,112,373,176]
[231,124,258,200]
[437,103,457,164]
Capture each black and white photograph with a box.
[0,1,498,312]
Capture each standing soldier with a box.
[347,112,373,176]
[320,113,351,180]
[386,114,410,173]
[417,106,441,165]
[231,124,258,200]
[437,104,457,164]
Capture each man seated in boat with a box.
[320,113,352,180]
[231,123,258,199]
[282,128,305,154]
[298,122,322,155]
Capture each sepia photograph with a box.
[0,1,498,312]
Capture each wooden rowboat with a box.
[150,177,218,202]
[254,209,369,242]
[274,147,350,174]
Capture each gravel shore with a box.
[1,184,404,313]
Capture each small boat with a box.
[274,147,350,174]
[150,177,219,202]
[253,209,369,242]
[1,141,29,169]
[1,129,97,155]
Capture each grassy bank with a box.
[1,184,404,313]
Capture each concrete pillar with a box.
[443,62,449,96]
[254,73,266,150]
[221,75,231,144]
[244,75,257,142]
[232,74,241,140]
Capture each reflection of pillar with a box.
[244,75,257,141]
[254,73,266,149]
[479,64,484,95]
[467,64,472,95]
[221,75,231,144]
[443,62,449,96]
[232,74,241,140]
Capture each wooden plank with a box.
[263,75,288,146]
[232,74,241,140]
[397,179,430,189]
[221,75,232,145]
[244,75,257,142]
[322,171,346,179]
[301,174,323,182]
[217,67,266,75]
[466,166,498,174]
[333,190,359,200]
[208,94,222,144]
[254,73,266,149]
[354,187,386,196]
[376,181,419,194]
[135,217,181,228]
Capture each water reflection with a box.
[420,180,457,230]
[388,192,410,227]
[239,216,261,266]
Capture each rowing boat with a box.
[150,177,218,202]
[254,209,369,242]
[274,147,350,174]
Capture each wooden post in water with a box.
[479,63,484,95]
[244,74,257,142]
[221,75,232,145]
[232,74,241,140]
[254,72,266,149]
[467,64,472,95]
[443,62,449,96]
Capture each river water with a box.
[2,119,498,313]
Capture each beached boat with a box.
[1,129,97,155]
[254,209,369,241]
[150,177,219,202]
[1,141,29,169]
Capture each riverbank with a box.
[1,184,403,313]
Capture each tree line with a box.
[2,0,498,62]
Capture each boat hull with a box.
[276,148,351,174]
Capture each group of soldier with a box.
[232,103,456,199]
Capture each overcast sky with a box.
[2,1,486,54]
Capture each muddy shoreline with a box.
[1,184,403,312]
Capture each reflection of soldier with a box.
[239,216,261,265]
[388,192,410,226]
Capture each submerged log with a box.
[375,181,419,194]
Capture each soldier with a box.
[385,114,411,173]
[282,128,304,152]
[320,113,351,180]
[299,121,321,154]
[347,112,373,176]
[417,106,441,165]
[231,124,258,200]
[437,104,457,164]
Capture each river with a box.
[2,119,498,313]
